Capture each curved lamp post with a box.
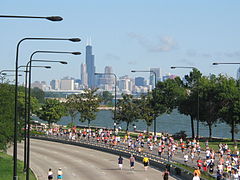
[0,74,22,83]
[0,15,63,180]
[13,37,80,180]
[25,50,80,180]
[171,66,200,139]
[131,70,157,137]
[26,59,67,180]
[95,72,117,132]
[17,65,51,173]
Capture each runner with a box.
[142,155,149,171]
[162,168,169,180]
[129,154,135,170]
[192,172,200,180]
[118,155,123,170]
[57,168,63,180]
[48,168,53,180]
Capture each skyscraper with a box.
[86,44,95,88]
[81,63,88,88]
[149,68,161,87]
[135,77,145,86]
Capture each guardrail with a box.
[31,135,206,180]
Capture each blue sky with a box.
[1,1,240,83]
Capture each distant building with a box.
[104,66,114,91]
[81,63,88,88]
[60,79,74,90]
[135,77,144,86]
[86,44,95,88]
[237,67,240,80]
[32,81,50,91]
[149,68,161,87]
[50,79,60,90]
[118,75,133,94]
[162,73,177,81]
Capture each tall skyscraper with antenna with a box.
[86,38,95,88]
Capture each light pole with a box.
[13,37,80,180]
[171,66,200,139]
[17,65,51,172]
[0,15,63,180]
[25,51,80,180]
[95,72,117,132]
[131,70,157,137]
[0,15,63,21]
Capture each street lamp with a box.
[0,15,63,21]
[0,73,22,83]
[131,70,157,137]
[170,66,200,139]
[0,15,63,180]
[95,72,117,132]
[26,59,67,180]
[13,37,80,180]
[25,51,80,180]
[213,62,240,65]
[17,65,51,172]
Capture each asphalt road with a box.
[8,139,176,180]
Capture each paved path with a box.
[8,139,176,180]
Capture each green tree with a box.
[65,94,78,127]
[152,78,186,134]
[178,69,202,138]
[197,75,220,138]
[37,99,66,128]
[101,91,113,106]
[31,87,45,103]
[115,94,139,132]
[74,89,102,127]
[138,94,155,134]
[216,75,240,141]
[0,84,14,151]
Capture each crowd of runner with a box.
[37,127,240,180]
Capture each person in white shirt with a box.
[184,153,188,163]
[57,168,63,180]
[48,168,53,180]
[192,173,200,180]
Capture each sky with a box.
[1,1,240,83]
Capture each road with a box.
[8,139,176,180]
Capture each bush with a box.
[173,131,187,140]
[175,167,181,175]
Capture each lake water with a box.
[55,110,239,139]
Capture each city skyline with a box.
[1,1,240,84]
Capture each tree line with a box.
[0,70,239,151]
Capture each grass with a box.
[198,138,239,152]
[0,152,36,180]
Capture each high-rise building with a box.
[149,68,161,87]
[50,79,60,90]
[60,79,74,90]
[104,66,114,90]
[118,75,133,94]
[135,77,145,86]
[237,67,240,80]
[86,44,95,89]
[81,63,88,88]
